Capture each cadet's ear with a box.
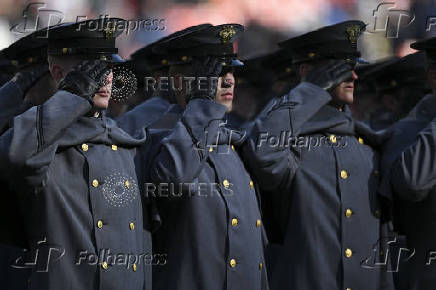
[49,63,64,86]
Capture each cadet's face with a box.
[93,71,113,109]
[332,70,358,105]
[215,72,235,112]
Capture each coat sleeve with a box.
[149,99,226,187]
[0,81,25,133]
[390,118,436,202]
[240,82,332,191]
[0,90,91,188]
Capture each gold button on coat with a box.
[231,145,235,151]
[330,135,337,143]
[209,147,214,152]
[101,262,108,269]
[376,210,381,218]
[231,218,238,226]
[249,180,254,189]
[132,263,137,271]
[223,179,230,189]
[97,220,103,229]
[111,145,118,151]
[92,179,99,187]
[256,219,261,227]
[358,137,364,144]
[340,170,348,179]
[345,248,353,258]
[259,263,263,270]
[229,259,236,267]
[125,180,130,189]
[129,222,135,230]
[81,144,88,151]
[345,209,353,218]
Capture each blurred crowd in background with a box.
[1,0,436,129]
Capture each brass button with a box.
[374,170,380,176]
[97,220,103,229]
[229,259,236,267]
[231,145,235,151]
[345,248,353,258]
[376,210,381,218]
[330,134,337,143]
[129,222,135,230]
[231,218,238,226]
[161,59,168,65]
[346,288,351,290]
[181,56,188,62]
[223,179,230,189]
[125,180,130,189]
[256,219,261,227]
[358,137,364,144]
[101,261,108,269]
[111,144,118,151]
[209,147,213,152]
[81,143,89,151]
[62,47,68,54]
[340,170,348,179]
[132,263,137,272]
[259,263,263,270]
[345,209,353,218]
[92,179,99,187]
[249,180,254,189]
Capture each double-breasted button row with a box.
[96,220,135,230]
[230,218,261,227]
[210,145,236,153]
[81,143,118,152]
[91,178,130,188]
[222,179,254,190]
[101,261,137,272]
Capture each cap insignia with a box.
[103,22,116,40]
[346,24,361,45]
[219,25,236,44]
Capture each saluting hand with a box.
[186,56,222,102]
[58,60,110,104]
[303,60,353,91]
